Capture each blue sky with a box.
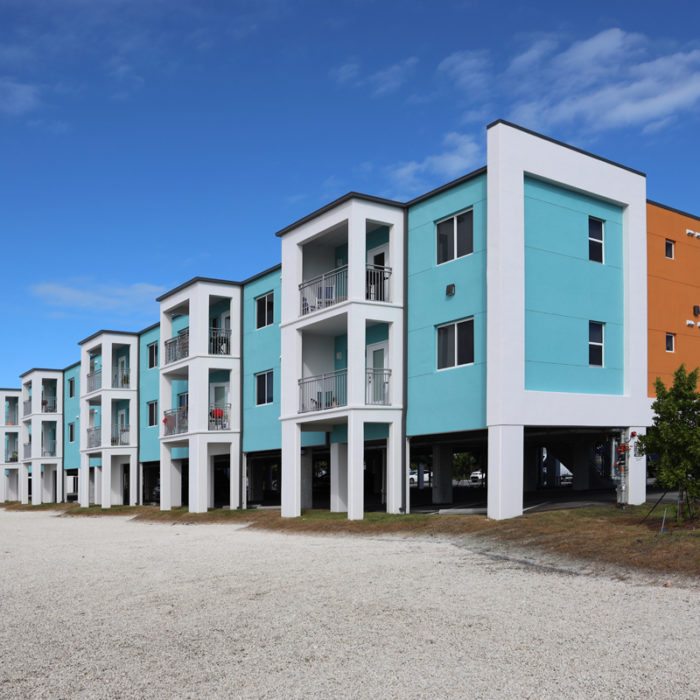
[1,0,700,386]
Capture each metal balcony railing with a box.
[165,331,189,364]
[42,440,57,457]
[7,453,18,463]
[299,265,348,316]
[113,368,131,389]
[365,368,392,405]
[299,370,347,413]
[111,425,130,446]
[23,399,31,416]
[366,264,392,302]
[87,370,102,393]
[208,403,231,430]
[23,443,31,459]
[163,406,188,436]
[209,328,231,355]
[87,427,101,449]
[5,408,18,425]
[41,397,57,413]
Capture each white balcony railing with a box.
[23,443,31,460]
[163,406,188,436]
[87,370,102,393]
[5,408,18,425]
[365,264,392,302]
[165,331,189,364]
[111,425,130,446]
[87,427,101,449]
[208,403,231,430]
[23,399,31,416]
[209,328,231,355]
[42,440,57,457]
[113,368,131,389]
[299,265,348,316]
[365,368,391,405]
[41,397,57,413]
[299,370,347,413]
[7,452,18,463]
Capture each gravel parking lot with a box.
[1,509,699,699]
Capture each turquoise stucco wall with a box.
[138,325,160,462]
[63,363,80,470]
[406,173,487,436]
[524,177,624,394]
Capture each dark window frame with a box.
[147,342,158,369]
[256,292,274,329]
[255,370,274,405]
[147,400,158,426]
[589,321,604,366]
[436,209,474,265]
[588,217,604,263]
[666,332,675,353]
[665,239,675,259]
[437,317,475,370]
[68,422,75,442]
[68,377,75,398]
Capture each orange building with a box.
[647,201,700,396]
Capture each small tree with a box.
[638,364,700,518]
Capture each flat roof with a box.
[78,329,139,346]
[156,276,239,303]
[19,368,63,378]
[647,199,700,224]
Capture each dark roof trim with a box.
[78,329,139,346]
[19,368,63,378]
[405,166,488,207]
[63,361,80,371]
[242,263,281,285]
[275,192,404,237]
[487,119,647,178]
[138,321,160,336]
[156,276,240,302]
[0,387,20,392]
[647,199,700,224]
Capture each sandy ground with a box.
[1,510,699,699]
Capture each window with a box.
[589,322,604,366]
[588,217,603,263]
[665,239,675,259]
[666,332,675,353]
[147,400,158,426]
[437,209,473,264]
[148,342,158,369]
[437,318,474,369]
[256,292,274,329]
[256,370,273,405]
[68,422,75,442]
[68,378,75,398]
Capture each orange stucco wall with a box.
[647,202,700,396]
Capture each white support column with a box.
[330,442,347,513]
[229,440,241,510]
[0,469,7,503]
[42,466,52,503]
[138,462,144,505]
[405,437,411,514]
[240,453,248,509]
[32,463,42,505]
[487,425,524,520]
[385,419,403,514]
[346,310,366,407]
[432,444,454,505]
[129,455,138,506]
[300,451,313,510]
[347,413,364,520]
[20,463,29,504]
[160,444,172,510]
[171,461,182,509]
[281,421,301,517]
[56,464,64,503]
[94,465,102,506]
[627,427,646,506]
[189,435,209,513]
[101,458,112,509]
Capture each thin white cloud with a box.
[438,50,490,93]
[331,62,360,84]
[367,57,418,96]
[31,281,165,314]
[0,77,40,115]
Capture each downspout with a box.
[401,206,409,513]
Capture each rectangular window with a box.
[256,292,274,329]
[148,342,158,368]
[437,318,474,369]
[437,210,473,264]
[666,332,675,352]
[148,400,158,426]
[68,422,75,442]
[588,217,604,263]
[256,370,274,405]
[665,239,675,259]
[68,378,75,398]
[589,321,604,366]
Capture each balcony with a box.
[208,403,231,430]
[23,399,31,416]
[165,331,189,365]
[42,440,56,457]
[209,328,231,355]
[365,264,392,302]
[41,397,57,413]
[23,443,31,460]
[87,370,102,393]
[299,266,348,316]
[5,409,18,425]
[163,406,188,436]
[299,370,348,413]
[87,427,101,449]
[111,425,130,446]
[7,453,18,463]
[113,368,131,389]
[365,369,391,405]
